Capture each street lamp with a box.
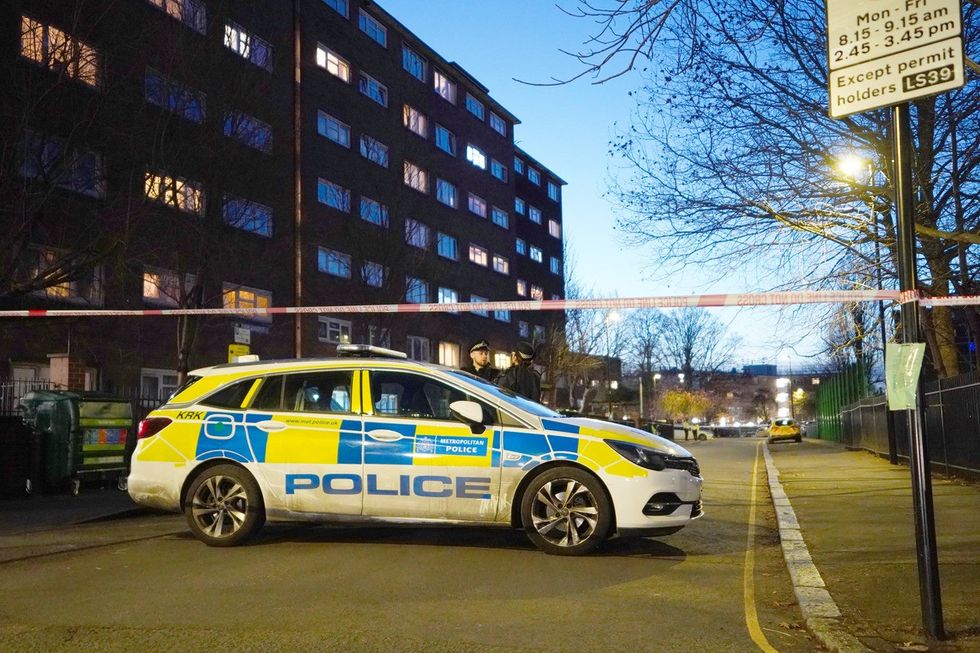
[775,377,791,418]
[678,372,685,386]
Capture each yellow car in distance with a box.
[767,418,802,444]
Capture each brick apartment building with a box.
[0,0,566,400]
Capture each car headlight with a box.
[605,440,667,471]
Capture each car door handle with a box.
[254,420,287,432]
[366,430,404,442]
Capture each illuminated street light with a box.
[775,392,789,403]
[775,377,790,389]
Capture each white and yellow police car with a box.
[128,345,703,555]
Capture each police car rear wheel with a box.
[521,467,612,556]
[185,465,264,547]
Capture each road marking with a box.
[745,441,780,653]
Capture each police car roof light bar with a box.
[336,344,408,359]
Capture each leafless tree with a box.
[660,307,739,388]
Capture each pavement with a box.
[0,438,977,652]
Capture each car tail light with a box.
[137,417,172,440]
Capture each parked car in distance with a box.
[767,418,802,444]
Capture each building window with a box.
[518,321,530,338]
[530,246,543,263]
[20,16,100,87]
[405,218,429,249]
[402,45,426,81]
[550,256,561,275]
[514,157,525,174]
[533,325,546,341]
[406,276,428,303]
[141,368,179,401]
[436,178,457,208]
[515,197,526,215]
[530,285,544,300]
[322,0,348,17]
[369,325,391,347]
[224,112,272,153]
[318,316,352,344]
[438,287,458,311]
[147,0,207,33]
[433,69,456,103]
[490,159,507,182]
[222,283,271,323]
[465,144,486,170]
[359,134,389,167]
[438,341,460,367]
[403,105,428,137]
[490,112,506,136]
[224,22,272,70]
[548,219,561,238]
[494,309,511,323]
[318,247,352,278]
[358,10,387,47]
[491,207,509,229]
[516,279,527,296]
[359,72,388,107]
[143,266,194,307]
[361,261,385,288]
[548,181,560,202]
[492,254,509,275]
[360,196,389,227]
[434,124,456,155]
[27,247,103,303]
[20,132,105,198]
[528,205,542,224]
[516,238,527,255]
[145,68,205,123]
[436,233,458,260]
[467,193,487,218]
[407,335,430,362]
[468,244,488,267]
[527,167,541,185]
[223,194,272,237]
[317,110,350,147]
[317,178,351,212]
[470,295,489,317]
[403,161,428,194]
[145,170,204,215]
[316,45,350,82]
[465,93,485,120]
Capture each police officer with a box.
[461,339,499,382]
[497,341,541,402]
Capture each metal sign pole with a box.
[890,102,945,640]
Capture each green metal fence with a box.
[815,361,872,441]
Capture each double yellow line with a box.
[744,440,779,653]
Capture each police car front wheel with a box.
[521,467,612,556]
[185,465,265,547]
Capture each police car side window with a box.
[200,379,257,409]
[251,375,284,410]
[282,371,353,414]
[370,371,495,424]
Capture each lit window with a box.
[316,46,350,82]
[514,157,525,174]
[222,283,272,323]
[530,285,544,300]
[20,132,105,198]
[362,261,385,287]
[436,178,457,208]
[359,72,388,106]
[405,218,430,249]
[494,309,510,323]
[359,134,389,167]
[467,193,487,218]
[465,93,485,120]
[406,276,428,303]
[492,254,509,275]
[491,159,507,182]
[527,167,541,185]
[518,321,530,338]
[438,341,460,367]
[402,45,426,81]
[530,246,543,263]
[404,161,428,193]
[433,69,456,103]
[360,196,389,227]
[548,181,560,202]
[403,105,428,137]
[145,170,204,215]
[436,232,458,260]
[490,112,506,136]
[317,178,351,212]
[435,124,456,155]
[470,295,489,317]
[358,10,387,47]
[438,287,458,309]
[516,239,527,255]
[142,266,195,306]
[515,197,526,215]
[318,316,352,344]
[147,0,207,33]
[550,256,561,275]
[322,0,348,18]
[224,111,272,153]
[29,247,103,303]
[469,244,488,267]
[548,219,561,238]
[223,194,272,236]
[145,68,205,123]
[466,144,486,170]
[528,205,542,224]
[407,335,430,361]
[516,279,527,296]
[20,16,101,87]
[318,247,352,278]
[317,110,350,147]
[491,207,509,229]
[224,22,272,70]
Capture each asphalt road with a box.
[0,438,819,652]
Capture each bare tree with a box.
[660,307,738,388]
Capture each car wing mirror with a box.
[449,400,485,432]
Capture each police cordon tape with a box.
[1,289,977,319]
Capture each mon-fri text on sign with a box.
[827,0,964,118]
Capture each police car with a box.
[128,345,703,555]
